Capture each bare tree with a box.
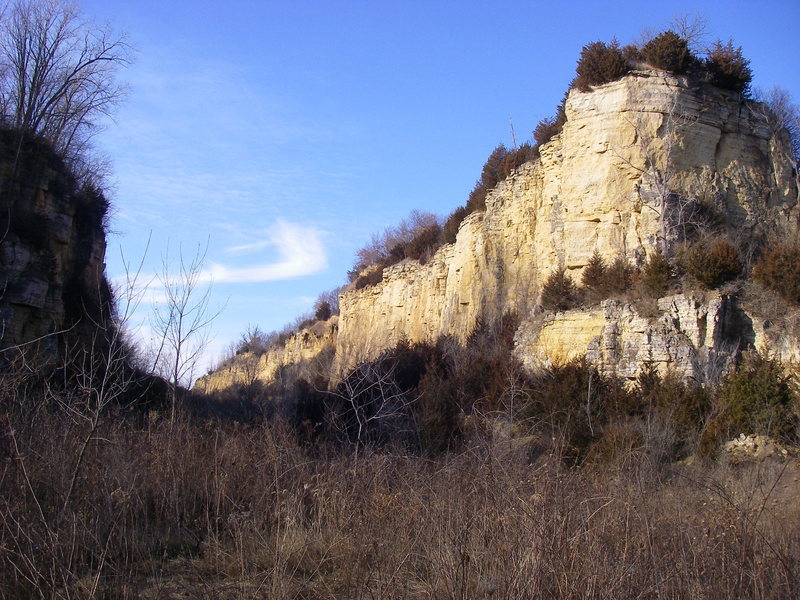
[613,93,708,255]
[754,87,800,165]
[237,323,275,354]
[314,285,343,318]
[151,242,220,422]
[0,0,130,175]
[635,14,708,54]
[350,209,440,276]
[324,356,415,461]
[669,14,709,53]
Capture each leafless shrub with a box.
[150,242,220,423]
[349,210,440,279]
[314,285,343,318]
[2,372,799,599]
[235,324,276,355]
[752,237,800,305]
[753,87,800,163]
[669,14,709,53]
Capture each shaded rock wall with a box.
[196,318,337,393]
[0,130,110,358]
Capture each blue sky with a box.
[80,0,800,378]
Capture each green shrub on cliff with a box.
[581,251,607,296]
[752,240,800,304]
[683,238,742,289]
[640,30,697,74]
[574,40,630,91]
[466,143,538,214]
[541,269,579,311]
[583,252,634,302]
[705,40,752,94]
[641,252,674,297]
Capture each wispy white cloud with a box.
[102,50,361,240]
[202,220,327,283]
[225,238,274,255]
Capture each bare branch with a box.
[0,0,131,182]
[322,356,416,460]
[670,14,709,53]
[150,239,223,422]
[753,86,800,165]
[611,92,705,255]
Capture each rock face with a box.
[515,293,746,381]
[0,130,110,357]
[334,72,797,373]
[723,434,791,463]
[200,71,799,391]
[196,318,337,393]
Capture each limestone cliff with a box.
[199,71,799,391]
[197,318,337,393]
[0,130,111,358]
[515,292,750,381]
[335,71,796,373]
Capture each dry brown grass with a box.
[2,392,799,599]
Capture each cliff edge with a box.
[197,71,799,392]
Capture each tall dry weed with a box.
[2,374,799,598]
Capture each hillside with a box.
[198,69,799,393]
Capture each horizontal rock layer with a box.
[0,132,109,356]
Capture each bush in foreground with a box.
[714,351,797,442]
[3,400,798,598]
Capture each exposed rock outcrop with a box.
[723,433,792,463]
[333,72,797,375]
[199,71,799,391]
[197,318,337,393]
[0,130,110,358]
[515,292,748,381]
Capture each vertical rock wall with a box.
[198,71,798,391]
[0,130,110,358]
[334,71,797,376]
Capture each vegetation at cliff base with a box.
[4,314,799,597]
